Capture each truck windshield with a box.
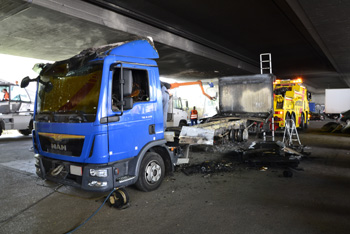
[36,62,103,123]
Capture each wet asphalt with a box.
[0,121,349,234]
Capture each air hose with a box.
[65,188,116,234]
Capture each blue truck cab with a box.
[23,39,177,192]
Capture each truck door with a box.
[107,66,155,162]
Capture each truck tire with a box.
[19,120,33,136]
[136,152,165,192]
[304,113,309,129]
[299,113,305,130]
[19,129,31,136]
[0,120,4,136]
[179,120,187,127]
[291,113,296,128]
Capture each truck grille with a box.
[38,133,85,157]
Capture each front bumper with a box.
[35,154,135,192]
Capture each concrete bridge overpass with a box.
[1,0,350,89]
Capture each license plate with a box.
[70,165,82,176]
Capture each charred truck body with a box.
[23,39,177,192]
[179,74,275,145]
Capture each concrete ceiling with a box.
[1,0,350,89]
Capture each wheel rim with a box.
[145,160,162,184]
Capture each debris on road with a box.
[321,121,350,133]
[242,141,303,168]
[179,160,237,176]
[179,140,308,176]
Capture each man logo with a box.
[51,143,67,151]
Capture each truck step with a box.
[117,176,136,183]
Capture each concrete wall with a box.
[311,93,325,105]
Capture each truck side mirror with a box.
[21,76,31,88]
[21,76,52,93]
[111,64,134,116]
[307,91,312,101]
[124,97,133,109]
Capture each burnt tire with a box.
[136,152,165,192]
[229,129,236,142]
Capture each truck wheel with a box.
[136,152,165,192]
[19,129,31,136]
[299,113,305,130]
[179,120,187,127]
[19,120,33,136]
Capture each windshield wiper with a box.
[37,111,55,122]
[58,110,88,123]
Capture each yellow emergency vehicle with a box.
[273,78,311,129]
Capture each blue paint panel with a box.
[106,64,163,162]
[309,102,316,112]
[108,40,159,59]
[108,102,156,162]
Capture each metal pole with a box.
[272,117,275,141]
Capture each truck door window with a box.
[0,86,9,101]
[112,68,150,111]
[10,85,31,102]
[173,98,183,110]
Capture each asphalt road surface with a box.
[1,122,350,234]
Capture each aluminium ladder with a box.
[260,53,272,74]
[283,119,301,147]
[260,53,274,141]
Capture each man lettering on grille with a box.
[190,106,198,126]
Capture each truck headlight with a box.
[90,169,108,177]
